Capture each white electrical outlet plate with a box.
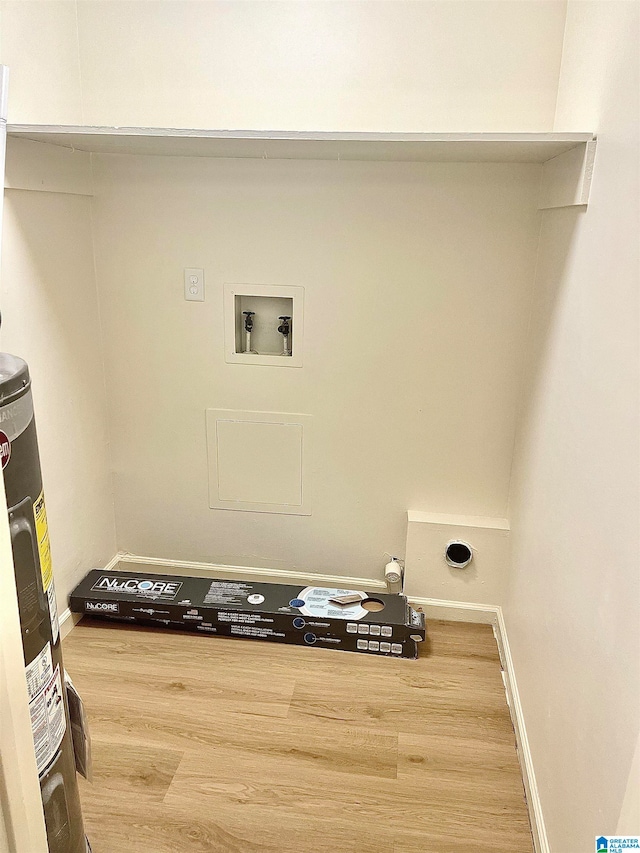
[184,268,204,301]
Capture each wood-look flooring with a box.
[63,618,534,853]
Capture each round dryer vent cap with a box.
[445,540,473,569]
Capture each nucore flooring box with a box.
[70,570,426,659]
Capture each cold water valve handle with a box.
[278,316,291,356]
[242,311,255,354]
[243,311,255,332]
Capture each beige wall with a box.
[505,2,640,850]
[0,1,82,124]
[617,731,640,835]
[90,154,541,582]
[0,0,569,596]
[3,2,639,848]
[2,0,566,131]
[0,807,6,853]
[0,188,116,606]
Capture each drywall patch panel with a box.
[206,409,312,515]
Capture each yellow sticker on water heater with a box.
[33,490,59,643]
[34,491,53,591]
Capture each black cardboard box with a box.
[70,570,426,659]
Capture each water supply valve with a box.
[278,316,292,356]
[242,311,256,354]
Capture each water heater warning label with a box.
[34,491,59,644]
[25,643,53,701]
[28,662,66,776]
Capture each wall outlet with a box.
[184,268,204,302]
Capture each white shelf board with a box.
[5,125,594,163]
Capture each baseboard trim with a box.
[410,596,549,852]
[58,607,81,640]
[116,552,389,591]
[408,596,499,625]
[493,607,549,853]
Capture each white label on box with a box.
[368,641,380,651]
[298,587,368,620]
[369,625,381,636]
[357,639,368,650]
[380,642,391,653]
[381,626,393,637]
[346,623,358,633]
[391,643,403,654]
[357,624,369,634]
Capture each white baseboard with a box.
[58,608,81,640]
[493,608,549,853]
[116,552,389,591]
[408,596,499,624]
[410,596,549,853]
[103,552,123,572]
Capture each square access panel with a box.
[206,409,312,515]
[224,283,304,367]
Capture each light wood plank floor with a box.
[63,618,533,853]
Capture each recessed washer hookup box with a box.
[69,570,426,659]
